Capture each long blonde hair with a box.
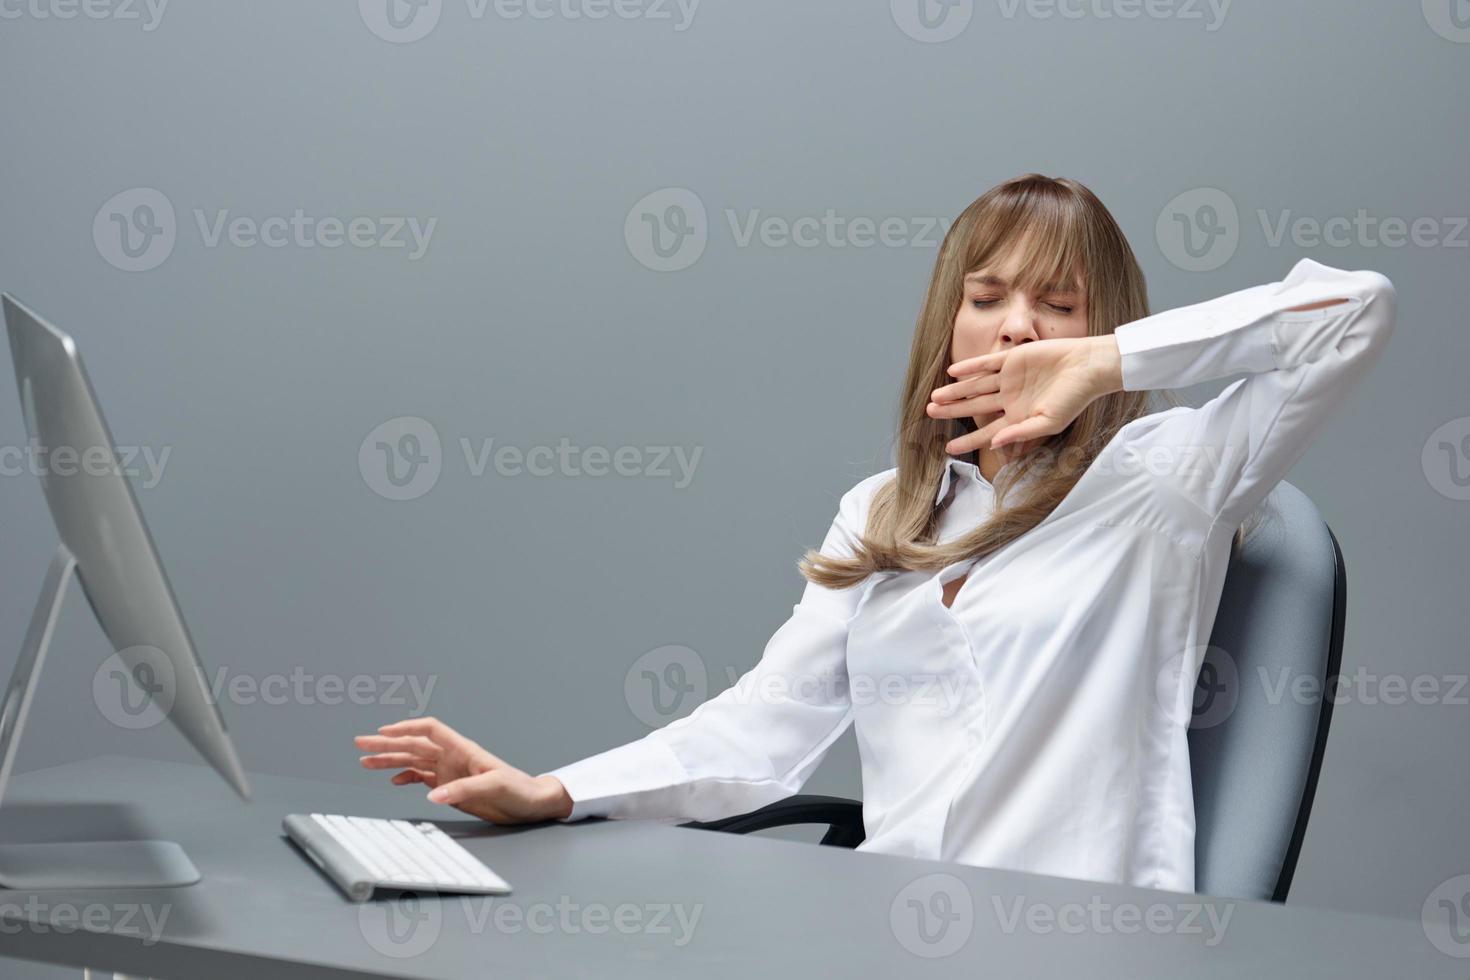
[801,173,1252,589]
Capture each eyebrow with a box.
[963,273,1080,294]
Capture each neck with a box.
[977,447,1005,484]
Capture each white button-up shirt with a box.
[543,258,1396,893]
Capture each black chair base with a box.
[680,795,866,848]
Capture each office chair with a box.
[681,481,1347,903]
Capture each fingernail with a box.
[428,788,447,803]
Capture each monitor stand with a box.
[0,545,200,889]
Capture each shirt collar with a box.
[933,454,1033,506]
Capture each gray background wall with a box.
[1,0,1467,973]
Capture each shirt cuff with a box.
[538,736,691,823]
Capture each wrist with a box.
[1086,335,1125,398]
[537,775,574,820]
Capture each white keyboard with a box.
[284,812,512,902]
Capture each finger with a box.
[931,373,1000,404]
[945,416,1007,456]
[354,734,442,759]
[359,753,436,771]
[377,717,464,751]
[391,769,438,787]
[927,392,1002,420]
[991,415,1062,448]
[947,351,1007,378]
[377,717,448,738]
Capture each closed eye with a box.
[971,299,1075,314]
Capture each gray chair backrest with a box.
[1190,480,1345,902]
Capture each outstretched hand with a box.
[355,717,573,824]
[927,335,1122,459]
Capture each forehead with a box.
[962,266,1083,294]
[964,234,1084,293]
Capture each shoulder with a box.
[842,466,899,507]
[831,466,899,528]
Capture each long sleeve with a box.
[538,474,884,823]
[1111,257,1397,529]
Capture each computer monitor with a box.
[0,294,249,889]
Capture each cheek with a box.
[950,309,994,360]
[1057,313,1090,340]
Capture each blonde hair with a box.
[801,173,1254,589]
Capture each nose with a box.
[998,306,1041,347]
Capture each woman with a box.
[354,174,1396,892]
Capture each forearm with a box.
[1108,261,1393,394]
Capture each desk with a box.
[0,755,1455,978]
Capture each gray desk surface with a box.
[0,755,1456,978]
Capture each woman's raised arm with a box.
[1105,257,1397,528]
